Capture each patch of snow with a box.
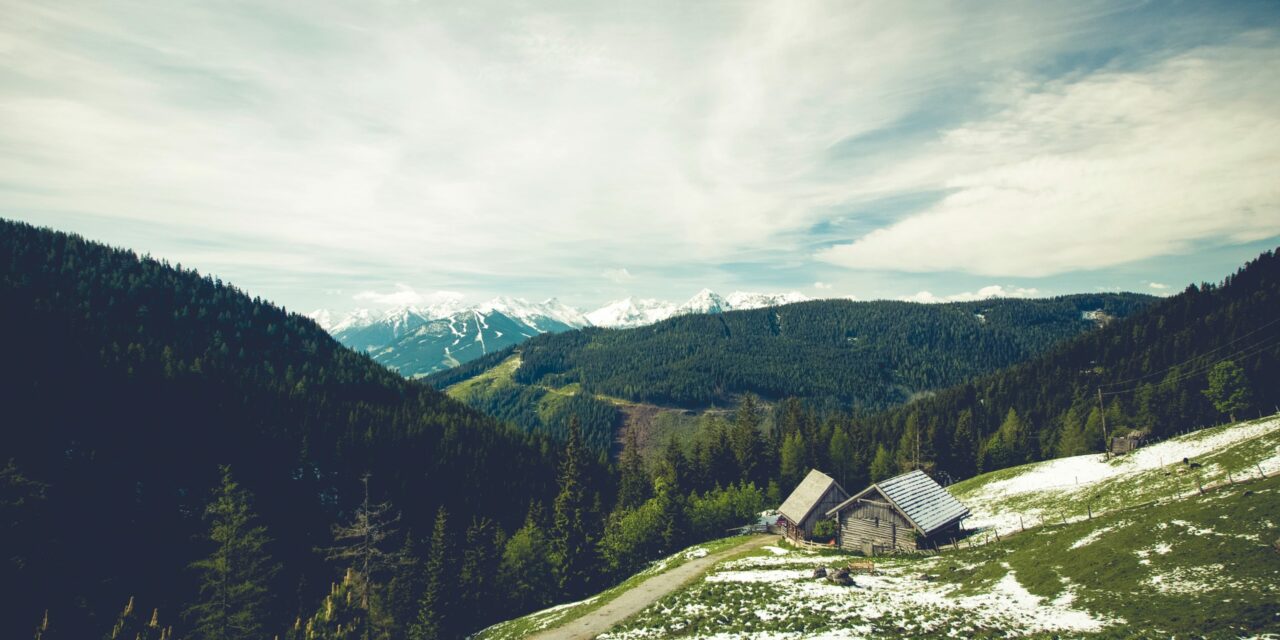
[762,546,790,556]
[962,417,1280,534]
[1069,521,1125,550]
[706,569,810,583]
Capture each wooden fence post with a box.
[1258,463,1267,479]
[1019,515,1025,532]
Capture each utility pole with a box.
[1098,388,1110,460]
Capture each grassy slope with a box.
[446,353,749,458]
[952,414,1280,536]
[487,417,1280,639]
[472,536,752,640]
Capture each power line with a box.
[1101,332,1280,397]
[1099,316,1280,389]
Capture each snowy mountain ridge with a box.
[311,289,810,376]
[311,289,810,333]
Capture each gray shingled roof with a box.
[827,469,970,535]
[778,469,841,525]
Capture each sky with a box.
[2,0,1279,316]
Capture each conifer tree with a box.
[458,517,501,630]
[551,417,591,595]
[827,427,854,489]
[409,506,451,640]
[869,445,893,482]
[616,427,649,511]
[950,410,978,477]
[384,531,424,640]
[187,466,278,640]
[321,474,402,640]
[779,431,806,490]
[730,394,764,484]
[499,504,554,613]
[1204,359,1252,422]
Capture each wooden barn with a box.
[777,469,849,541]
[825,470,969,554]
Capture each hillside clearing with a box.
[953,414,1280,537]
[599,473,1280,638]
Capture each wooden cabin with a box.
[1110,430,1149,455]
[777,469,848,541]
[825,470,969,554]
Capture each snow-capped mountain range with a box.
[310,290,808,377]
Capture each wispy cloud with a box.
[817,34,1280,277]
[1,1,1275,312]
[813,281,832,290]
[353,285,465,309]
[901,285,1041,304]
[603,268,635,284]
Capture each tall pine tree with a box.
[186,466,278,640]
[551,417,591,596]
[409,506,452,640]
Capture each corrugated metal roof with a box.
[778,469,840,525]
[876,470,970,535]
[826,469,970,535]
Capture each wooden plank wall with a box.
[835,494,916,554]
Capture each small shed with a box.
[1110,430,1149,455]
[826,470,969,554]
[777,469,849,541]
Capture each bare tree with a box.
[319,473,402,640]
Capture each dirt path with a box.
[528,535,778,640]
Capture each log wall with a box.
[835,494,917,554]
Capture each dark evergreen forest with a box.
[859,249,1280,481]
[0,220,608,639]
[432,294,1155,411]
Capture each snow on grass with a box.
[706,569,810,583]
[956,415,1280,536]
[1146,564,1228,595]
[1069,521,1127,549]
[604,548,1120,639]
[762,545,790,556]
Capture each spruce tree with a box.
[869,445,893,482]
[730,394,764,484]
[409,506,452,640]
[385,531,424,640]
[827,427,854,489]
[616,427,649,511]
[186,466,279,640]
[779,431,806,490]
[499,504,554,613]
[552,417,591,595]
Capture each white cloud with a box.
[1,2,1274,312]
[603,268,635,284]
[352,285,465,309]
[818,35,1280,276]
[901,285,1041,304]
[813,281,833,289]
[1148,282,1169,290]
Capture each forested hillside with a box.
[860,248,1280,483]
[427,294,1154,450]
[434,294,1153,409]
[0,220,610,639]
